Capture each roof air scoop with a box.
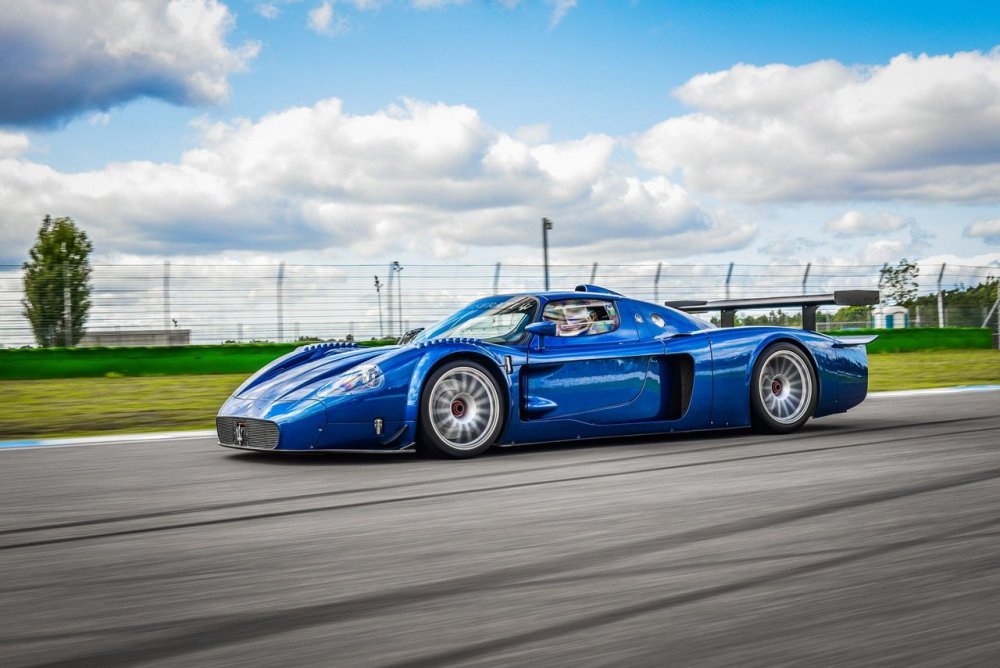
[574,284,622,296]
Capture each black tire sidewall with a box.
[418,360,506,458]
[750,342,817,433]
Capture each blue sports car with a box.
[217,285,878,458]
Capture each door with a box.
[522,298,663,423]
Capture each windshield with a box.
[413,295,539,345]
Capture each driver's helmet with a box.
[557,304,594,336]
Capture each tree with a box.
[21,216,94,347]
[879,258,920,306]
[832,304,872,325]
[910,276,999,328]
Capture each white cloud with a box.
[823,210,911,237]
[0,131,30,158]
[0,98,750,265]
[964,219,1000,245]
[513,123,550,144]
[307,1,348,35]
[412,0,469,8]
[546,0,577,26]
[0,0,259,126]
[87,112,112,126]
[256,3,281,19]
[860,239,911,265]
[635,49,1000,203]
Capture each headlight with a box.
[317,364,384,397]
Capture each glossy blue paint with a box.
[216,287,874,453]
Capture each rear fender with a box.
[707,328,835,426]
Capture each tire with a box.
[419,360,505,458]
[750,343,816,433]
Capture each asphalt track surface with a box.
[1,391,998,667]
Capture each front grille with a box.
[216,417,280,450]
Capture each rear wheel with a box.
[419,361,505,458]
[750,343,816,433]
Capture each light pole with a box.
[374,275,383,339]
[542,217,553,290]
[391,261,403,338]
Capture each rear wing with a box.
[664,290,879,331]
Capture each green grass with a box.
[867,349,1000,392]
[0,374,245,440]
[1,328,991,380]
[825,327,993,353]
[0,340,397,381]
[1,349,997,441]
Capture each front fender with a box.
[402,339,518,430]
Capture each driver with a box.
[556,304,595,336]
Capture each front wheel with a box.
[750,343,816,433]
[419,361,505,458]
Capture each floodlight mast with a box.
[374,275,383,339]
[542,218,553,291]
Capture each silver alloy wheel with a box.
[757,349,813,425]
[428,366,501,451]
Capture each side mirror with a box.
[525,321,557,348]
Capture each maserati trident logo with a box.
[234,421,247,446]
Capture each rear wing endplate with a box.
[665,290,879,331]
[831,335,879,347]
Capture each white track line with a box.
[869,384,1000,398]
[0,430,215,451]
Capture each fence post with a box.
[725,262,734,300]
[801,262,811,295]
[277,261,285,342]
[937,263,946,328]
[653,262,662,303]
[391,261,403,338]
[493,262,501,295]
[163,261,171,330]
[590,262,598,284]
[396,264,403,338]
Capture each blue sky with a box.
[1,0,999,270]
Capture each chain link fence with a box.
[1,262,997,347]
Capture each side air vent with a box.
[666,355,695,420]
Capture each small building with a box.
[872,305,909,329]
[79,329,191,347]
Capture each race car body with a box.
[217,285,877,458]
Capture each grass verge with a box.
[0,374,244,440]
[0,350,997,441]
[867,349,1000,392]
[826,327,993,353]
[0,339,398,381]
[1,328,991,380]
